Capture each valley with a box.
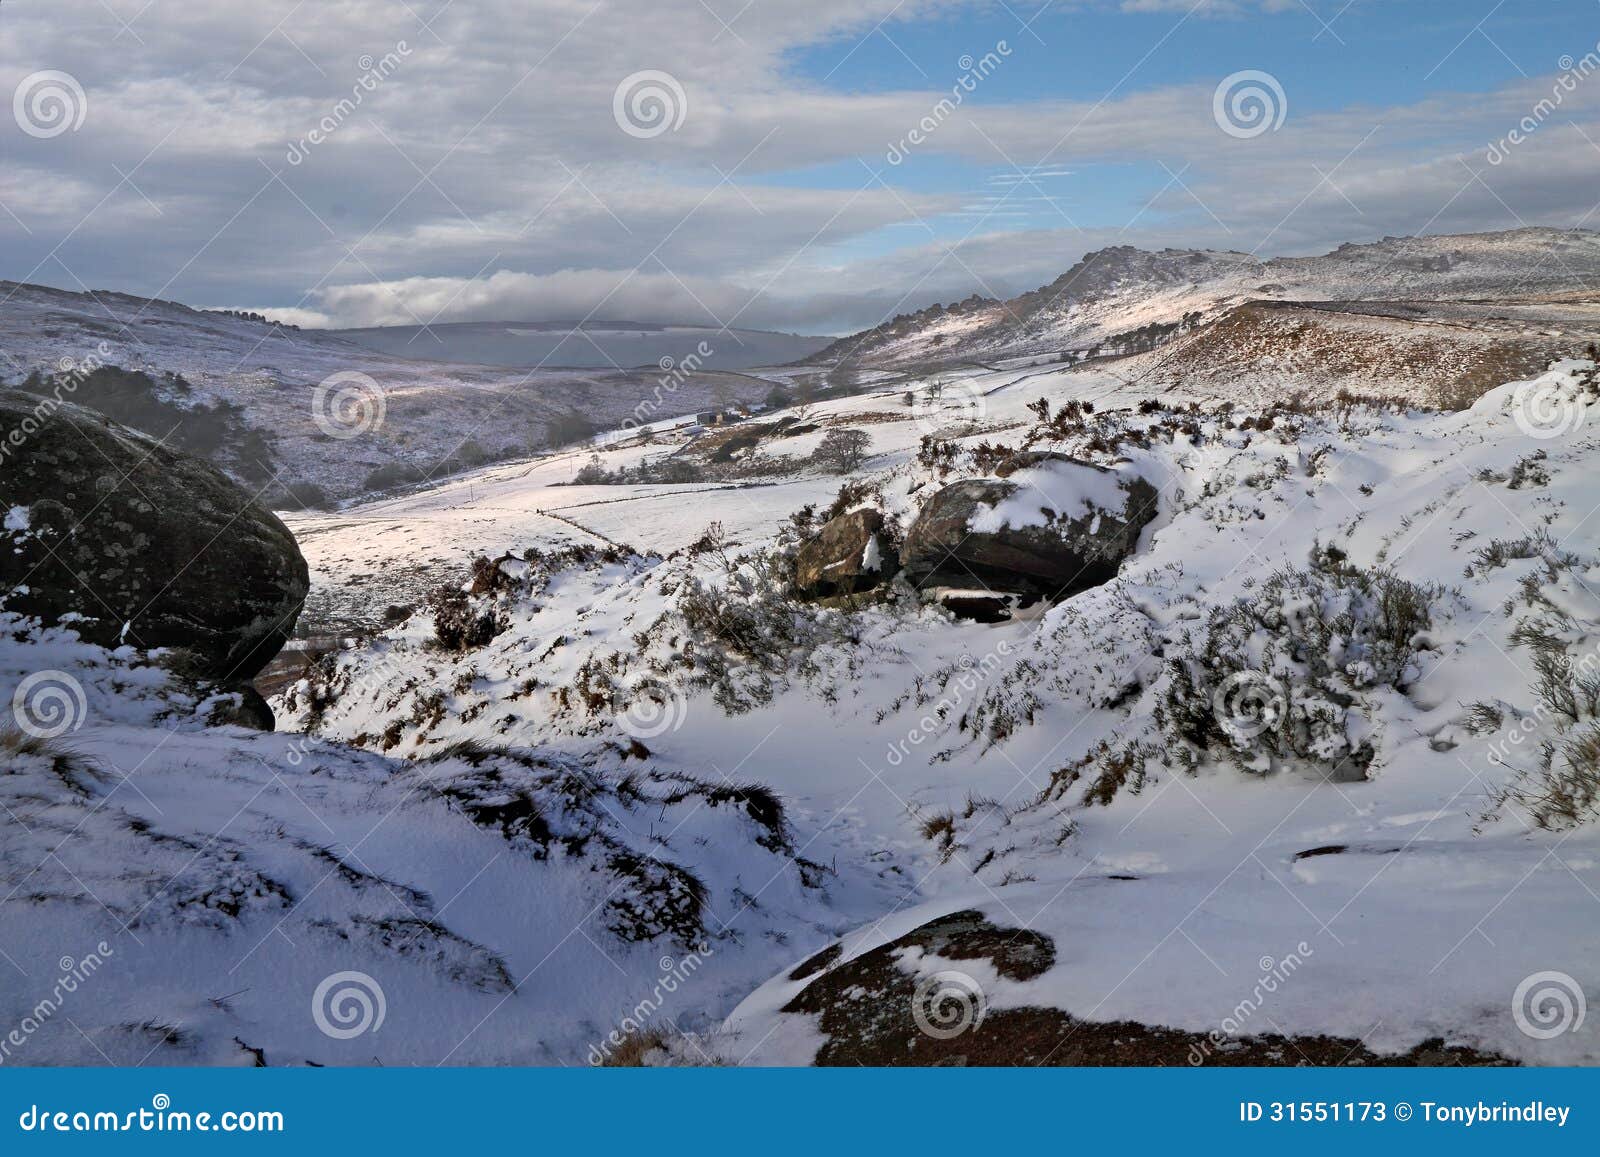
[5,228,1600,1068]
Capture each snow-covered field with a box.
[8,347,1596,1067]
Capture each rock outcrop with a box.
[0,387,308,679]
[765,908,1512,1066]
[901,457,1157,600]
[794,508,894,599]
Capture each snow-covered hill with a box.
[6,241,1600,1069]
[185,354,1599,1064]
[0,280,788,502]
[812,228,1600,406]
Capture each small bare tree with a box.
[811,427,871,475]
[792,378,816,422]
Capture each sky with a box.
[3,0,1600,335]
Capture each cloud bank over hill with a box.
[4,2,1599,335]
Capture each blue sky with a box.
[778,1,1600,274]
[799,2,1574,106]
[4,1,1600,332]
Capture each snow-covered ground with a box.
[270,357,1600,1063]
[6,327,1600,1065]
[0,620,905,1066]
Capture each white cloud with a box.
[1,0,1594,336]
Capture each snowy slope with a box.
[242,353,1600,1065]
[0,619,904,1067]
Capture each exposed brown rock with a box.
[781,909,1513,1067]
[794,508,894,599]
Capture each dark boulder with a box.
[794,508,895,599]
[0,387,308,679]
[902,458,1157,600]
[204,685,276,731]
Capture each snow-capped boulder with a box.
[0,387,308,679]
[794,508,895,599]
[901,458,1158,599]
